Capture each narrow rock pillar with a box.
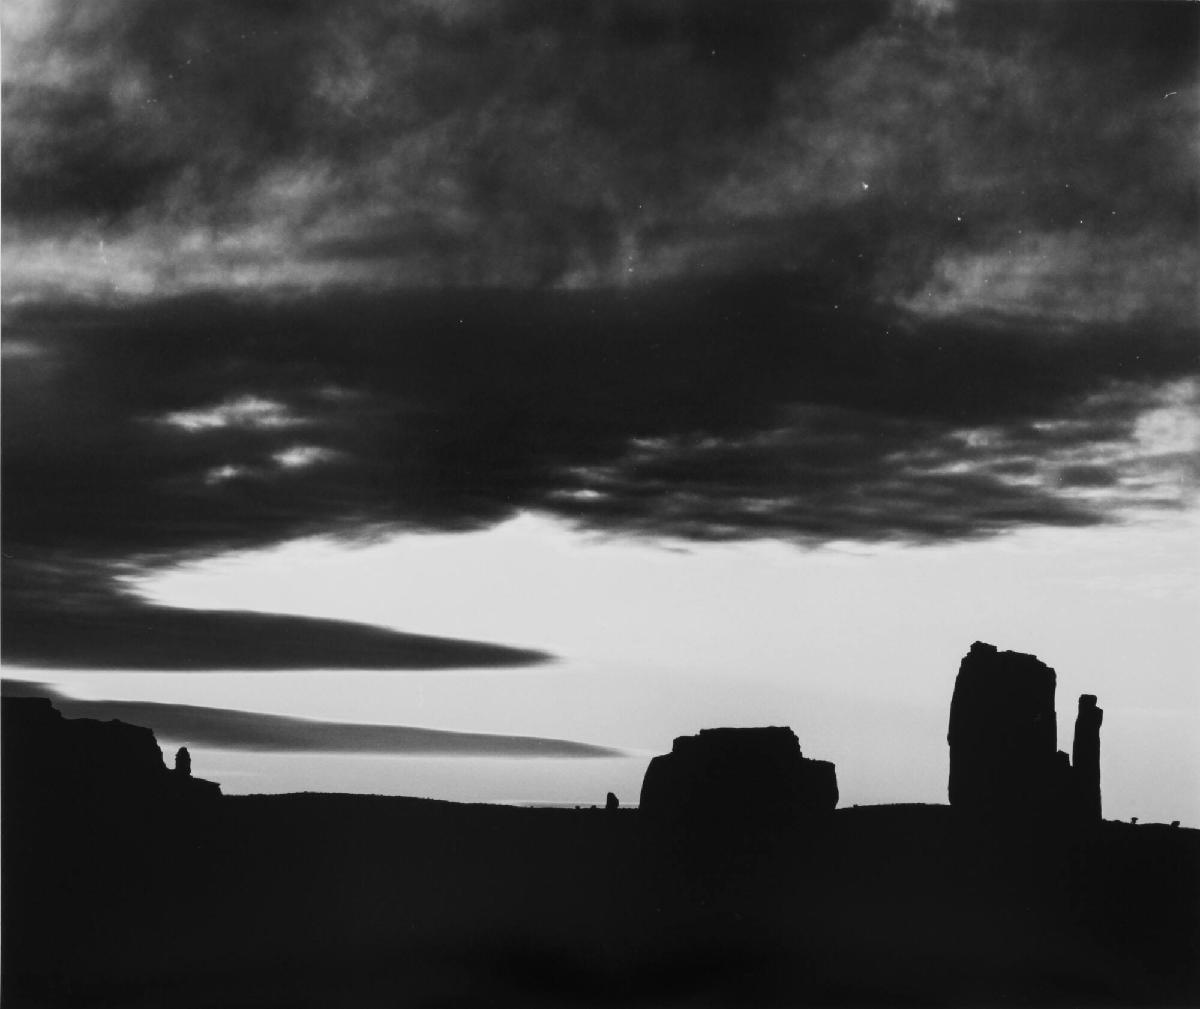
[1072,694,1103,822]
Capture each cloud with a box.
[3,0,874,293]
[3,1,1194,328]
[903,231,1199,326]
[1,681,621,756]
[1,557,551,671]
[2,4,1196,670]
[160,395,307,433]
[4,284,1196,565]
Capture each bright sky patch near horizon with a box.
[7,509,1197,823]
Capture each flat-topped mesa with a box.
[947,642,1103,823]
[639,726,837,825]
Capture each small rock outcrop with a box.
[639,726,837,825]
[947,642,1102,823]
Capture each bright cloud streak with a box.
[160,395,304,433]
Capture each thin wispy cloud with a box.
[1,555,552,672]
[2,681,621,757]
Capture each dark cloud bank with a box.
[4,0,1195,304]
[2,0,1197,671]
[4,283,1195,671]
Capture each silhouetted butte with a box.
[948,641,1103,825]
[639,726,837,826]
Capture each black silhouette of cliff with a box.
[2,695,221,814]
[948,641,1103,824]
[639,725,837,825]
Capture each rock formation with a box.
[1,695,221,813]
[639,726,837,825]
[948,642,1102,823]
[948,641,1061,814]
[1072,694,1103,822]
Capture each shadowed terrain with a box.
[4,677,1198,1008]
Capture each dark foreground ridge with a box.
[4,643,1198,1008]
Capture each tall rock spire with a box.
[1072,694,1103,822]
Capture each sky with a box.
[3,0,1198,822]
